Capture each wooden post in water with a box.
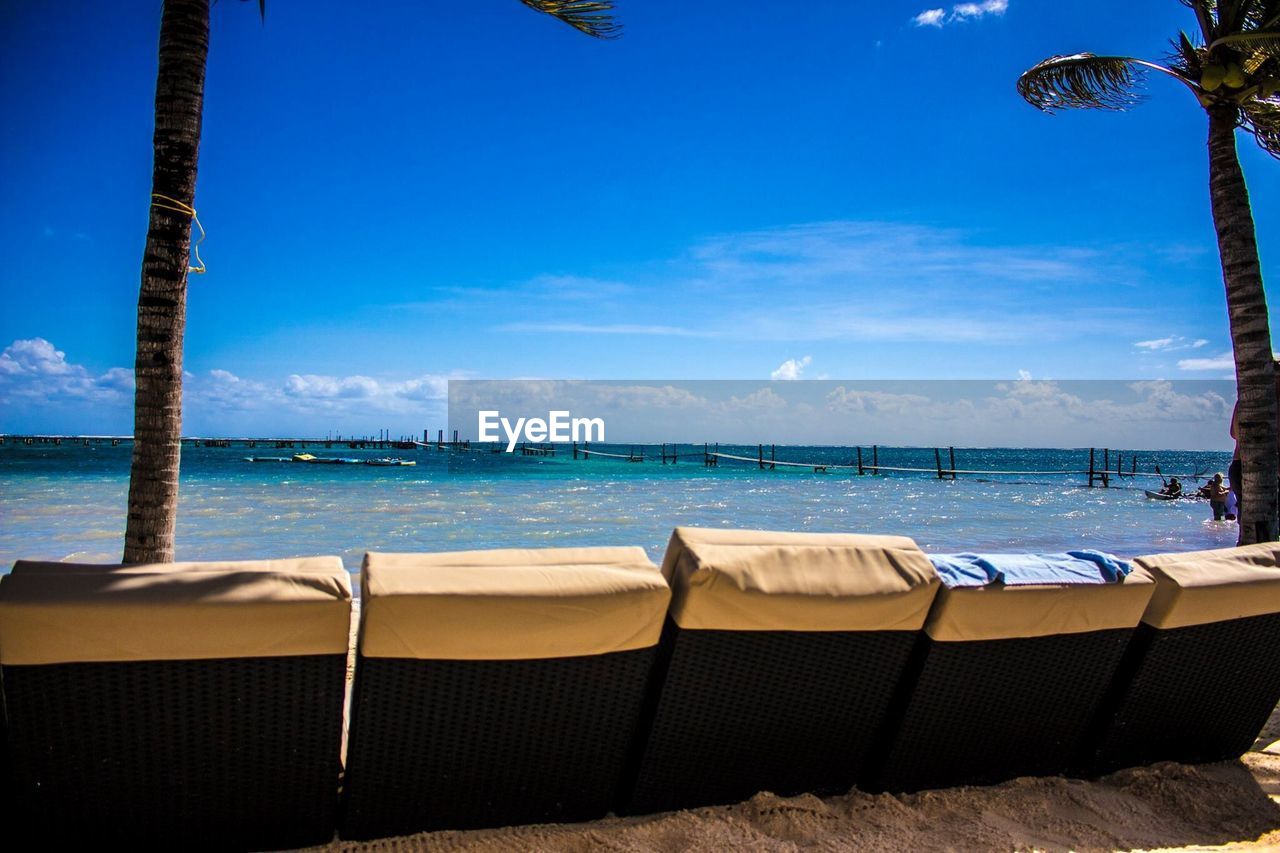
[873,445,879,475]
[1132,455,1137,477]
[758,444,764,470]
[857,446,864,475]
[770,444,776,471]
[573,441,578,460]
[949,446,957,480]
[1102,449,1111,488]
[704,443,710,466]
[935,448,944,480]
[1088,448,1096,487]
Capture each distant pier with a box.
[2,433,1211,488]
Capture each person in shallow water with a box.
[1200,473,1231,521]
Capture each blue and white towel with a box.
[929,550,1132,588]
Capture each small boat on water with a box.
[243,454,414,466]
[1144,490,1202,501]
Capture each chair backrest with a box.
[877,565,1155,792]
[623,527,940,815]
[0,557,352,850]
[341,546,670,840]
[1089,543,1280,772]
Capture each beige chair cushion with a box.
[1137,543,1280,630]
[923,567,1156,642]
[661,527,940,632]
[360,547,670,660]
[0,557,352,665]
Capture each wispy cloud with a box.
[771,356,812,380]
[914,0,1008,27]
[498,322,705,337]
[503,220,1145,346]
[1178,351,1234,372]
[1134,336,1210,352]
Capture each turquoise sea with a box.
[0,442,1241,571]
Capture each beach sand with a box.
[319,600,1280,852]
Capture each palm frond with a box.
[1240,96,1280,157]
[1180,0,1219,43]
[1169,30,1206,77]
[1017,54,1150,111]
[518,0,620,38]
[1211,31,1280,52]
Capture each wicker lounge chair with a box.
[340,547,670,840]
[0,557,352,850]
[875,562,1154,792]
[620,527,940,815]
[1088,543,1280,773]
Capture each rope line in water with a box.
[708,453,1203,479]
[581,449,643,460]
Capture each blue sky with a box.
[1,0,1277,437]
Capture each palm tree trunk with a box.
[123,0,210,563]
[1207,104,1278,545]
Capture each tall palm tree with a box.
[1017,0,1280,545]
[122,0,620,563]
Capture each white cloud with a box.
[1017,369,1032,381]
[771,356,812,380]
[952,0,1007,20]
[0,337,458,436]
[1178,351,1235,372]
[914,0,1007,27]
[0,338,134,405]
[285,374,381,400]
[0,338,77,376]
[1134,335,1212,353]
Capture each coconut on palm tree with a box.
[123,0,620,563]
[1017,0,1280,544]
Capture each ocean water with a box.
[0,442,1241,571]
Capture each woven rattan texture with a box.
[1090,613,1280,773]
[3,654,346,850]
[876,629,1134,792]
[622,627,918,816]
[340,647,657,840]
